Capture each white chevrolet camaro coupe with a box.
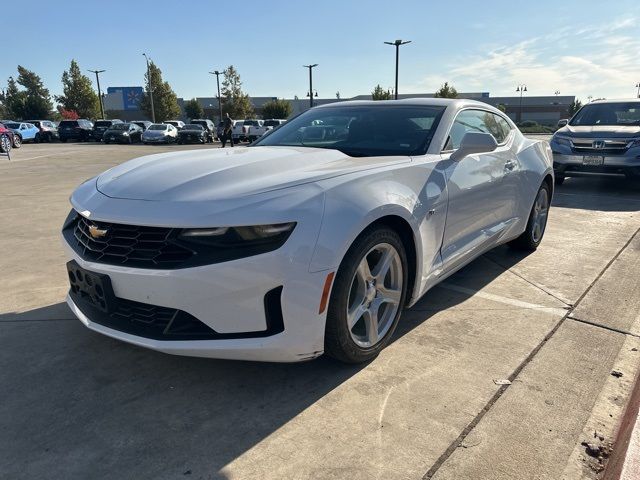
[62,99,553,363]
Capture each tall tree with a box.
[184,98,204,119]
[568,99,583,116]
[434,82,458,98]
[139,61,181,122]
[261,99,292,119]
[371,84,391,100]
[56,60,100,119]
[2,77,22,119]
[221,66,254,119]
[16,66,53,118]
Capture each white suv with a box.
[248,119,287,142]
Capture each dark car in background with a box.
[177,124,208,144]
[191,119,215,142]
[103,123,143,144]
[132,120,152,131]
[25,120,59,142]
[91,119,123,141]
[0,122,18,149]
[58,119,94,142]
[550,99,640,184]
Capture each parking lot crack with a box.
[566,315,640,339]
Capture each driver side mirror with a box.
[450,132,498,162]
[557,119,568,128]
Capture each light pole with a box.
[588,95,593,103]
[142,53,155,123]
[303,64,318,109]
[516,84,527,123]
[88,69,106,119]
[636,82,640,98]
[209,70,223,122]
[554,90,560,96]
[384,39,411,100]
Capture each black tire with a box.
[509,182,551,251]
[34,133,41,143]
[554,175,565,186]
[13,135,22,148]
[325,226,408,363]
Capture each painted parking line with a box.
[440,282,569,316]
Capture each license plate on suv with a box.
[67,261,115,312]
[583,155,604,166]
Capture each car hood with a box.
[557,125,640,138]
[142,130,169,137]
[96,146,410,202]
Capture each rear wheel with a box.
[509,182,551,251]
[325,227,408,363]
[13,135,22,148]
[554,175,565,186]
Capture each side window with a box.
[444,109,511,150]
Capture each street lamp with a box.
[516,84,527,123]
[142,53,155,123]
[384,39,411,100]
[88,69,106,119]
[209,70,223,122]
[303,64,318,108]
[554,90,560,96]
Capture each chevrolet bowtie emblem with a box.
[88,224,108,239]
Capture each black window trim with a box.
[440,107,514,153]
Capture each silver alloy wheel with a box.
[531,187,549,243]
[13,136,21,148]
[347,243,403,348]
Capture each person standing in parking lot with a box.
[221,113,234,148]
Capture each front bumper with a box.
[142,136,172,143]
[552,153,640,177]
[61,216,330,362]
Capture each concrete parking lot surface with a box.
[1,142,639,479]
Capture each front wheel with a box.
[325,227,408,363]
[509,182,551,251]
[13,135,22,148]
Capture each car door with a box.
[439,109,516,272]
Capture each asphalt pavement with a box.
[1,141,639,480]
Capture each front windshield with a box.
[570,102,640,126]
[264,120,281,127]
[149,124,167,131]
[95,121,112,128]
[253,104,446,157]
[110,124,129,130]
[183,124,204,130]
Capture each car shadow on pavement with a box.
[0,248,532,479]
[551,176,640,212]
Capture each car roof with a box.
[588,98,640,104]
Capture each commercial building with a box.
[103,87,574,126]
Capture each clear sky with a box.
[3,0,639,102]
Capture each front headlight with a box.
[122,132,129,137]
[552,135,572,147]
[177,223,297,263]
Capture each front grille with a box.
[66,215,195,269]
[572,138,630,155]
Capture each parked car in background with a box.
[231,120,245,143]
[4,122,39,144]
[0,122,18,149]
[132,120,152,131]
[248,119,287,142]
[103,123,143,144]
[91,119,123,141]
[141,123,178,144]
[239,119,263,143]
[164,120,185,130]
[25,120,59,142]
[177,124,208,144]
[216,120,225,141]
[190,119,215,142]
[59,119,94,142]
[550,99,640,184]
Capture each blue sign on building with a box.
[106,86,144,111]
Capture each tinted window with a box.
[264,120,281,127]
[446,109,510,150]
[570,102,640,126]
[110,124,129,130]
[95,121,112,128]
[243,120,260,126]
[5,123,20,129]
[59,121,78,127]
[149,124,167,131]
[183,124,204,130]
[255,105,446,157]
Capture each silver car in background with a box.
[141,123,178,144]
[550,99,640,184]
